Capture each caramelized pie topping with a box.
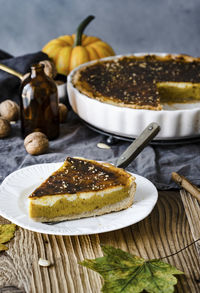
[29,157,131,198]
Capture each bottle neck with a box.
[30,64,45,78]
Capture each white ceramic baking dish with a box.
[67,53,200,140]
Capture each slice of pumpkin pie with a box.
[29,157,136,222]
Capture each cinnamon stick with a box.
[172,172,200,202]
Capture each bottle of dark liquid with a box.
[20,63,59,140]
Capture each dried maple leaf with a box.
[80,245,183,293]
[0,224,16,251]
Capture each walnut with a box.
[59,103,68,123]
[0,117,11,138]
[39,60,57,78]
[24,132,49,155]
[0,100,19,121]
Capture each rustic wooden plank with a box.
[1,191,200,292]
[0,217,34,293]
[0,286,25,293]
[180,189,200,261]
[31,233,103,293]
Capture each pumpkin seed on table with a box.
[97,143,111,149]
[38,258,51,267]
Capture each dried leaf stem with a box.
[172,172,200,203]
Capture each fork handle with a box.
[116,122,160,169]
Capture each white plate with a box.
[0,162,158,235]
[67,53,200,140]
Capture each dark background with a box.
[1,0,200,57]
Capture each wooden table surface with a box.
[0,190,200,293]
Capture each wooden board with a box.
[180,189,200,261]
[0,191,200,293]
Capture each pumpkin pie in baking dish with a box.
[28,157,136,222]
[72,54,200,110]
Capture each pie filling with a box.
[29,186,129,220]
[72,54,200,110]
[157,82,200,103]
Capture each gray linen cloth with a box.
[0,111,200,190]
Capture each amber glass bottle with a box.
[20,63,59,140]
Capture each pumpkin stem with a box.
[74,15,95,47]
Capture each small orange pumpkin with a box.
[42,15,115,76]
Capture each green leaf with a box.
[80,245,183,293]
[0,224,16,251]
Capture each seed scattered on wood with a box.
[97,143,111,149]
[38,258,51,267]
